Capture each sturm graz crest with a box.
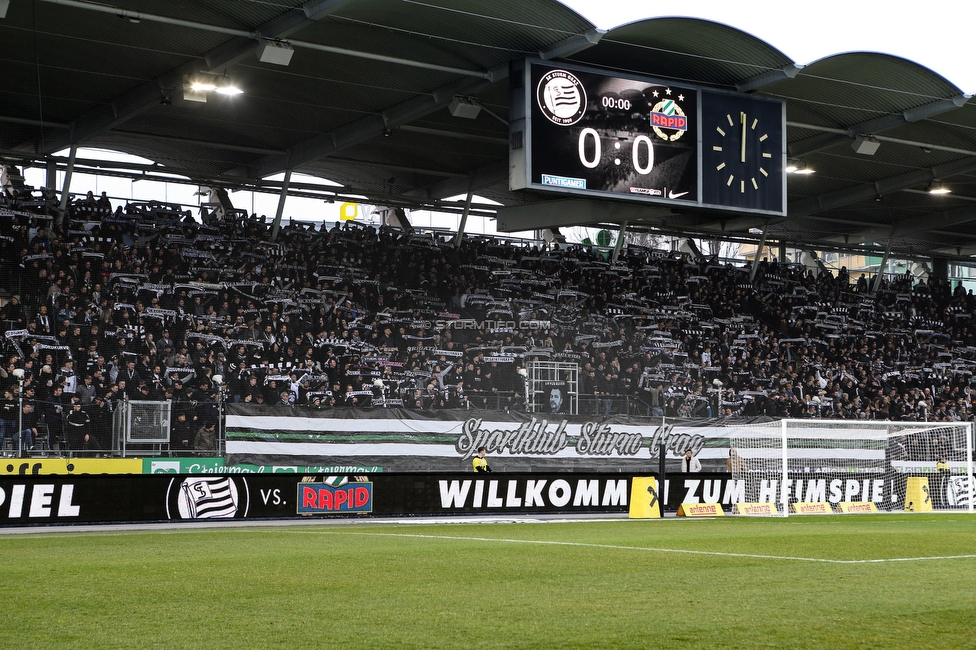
[537,70,587,126]
[166,476,251,519]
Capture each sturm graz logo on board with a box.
[537,70,587,126]
[165,476,251,519]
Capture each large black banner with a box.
[0,471,933,525]
[0,473,646,525]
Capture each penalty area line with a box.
[298,531,976,565]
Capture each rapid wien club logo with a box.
[537,69,587,126]
[650,92,688,142]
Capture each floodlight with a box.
[792,160,815,175]
[928,180,951,195]
[189,77,217,92]
[214,76,243,95]
[183,74,211,103]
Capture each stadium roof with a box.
[2,0,976,260]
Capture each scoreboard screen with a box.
[509,60,786,216]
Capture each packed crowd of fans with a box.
[3,183,976,453]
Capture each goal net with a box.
[726,420,974,516]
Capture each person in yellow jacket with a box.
[473,446,492,473]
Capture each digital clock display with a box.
[524,62,698,204]
[601,96,632,111]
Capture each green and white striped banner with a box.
[227,406,751,472]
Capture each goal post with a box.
[727,419,975,516]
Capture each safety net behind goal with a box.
[726,420,974,516]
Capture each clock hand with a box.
[740,112,746,163]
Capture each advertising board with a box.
[0,471,929,526]
[0,473,641,525]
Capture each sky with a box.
[562,0,976,93]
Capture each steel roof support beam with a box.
[789,155,976,219]
[788,121,976,159]
[397,125,508,145]
[404,160,507,201]
[201,0,359,72]
[45,160,56,190]
[249,71,504,179]
[873,238,892,292]
[749,222,770,283]
[0,115,70,129]
[894,204,976,238]
[495,200,673,232]
[30,0,356,154]
[50,82,166,153]
[55,146,76,226]
[611,221,627,262]
[21,157,503,214]
[834,203,976,245]
[323,158,467,178]
[932,244,976,256]
[112,130,285,156]
[698,215,775,233]
[539,29,605,60]
[271,169,292,242]
[249,30,602,179]
[788,94,970,158]
[736,64,804,93]
[453,182,474,249]
[38,0,489,79]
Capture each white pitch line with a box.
[302,531,976,565]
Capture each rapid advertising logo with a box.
[298,476,373,514]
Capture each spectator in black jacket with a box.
[41,384,66,447]
[65,399,92,451]
[171,411,196,454]
[13,403,37,451]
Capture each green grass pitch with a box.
[3,514,975,649]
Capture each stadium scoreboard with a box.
[509,59,786,216]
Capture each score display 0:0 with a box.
[578,128,654,174]
[601,95,631,111]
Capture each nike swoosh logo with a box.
[668,190,689,199]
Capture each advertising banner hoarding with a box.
[0,473,642,525]
[0,471,942,526]
[0,458,143,476]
